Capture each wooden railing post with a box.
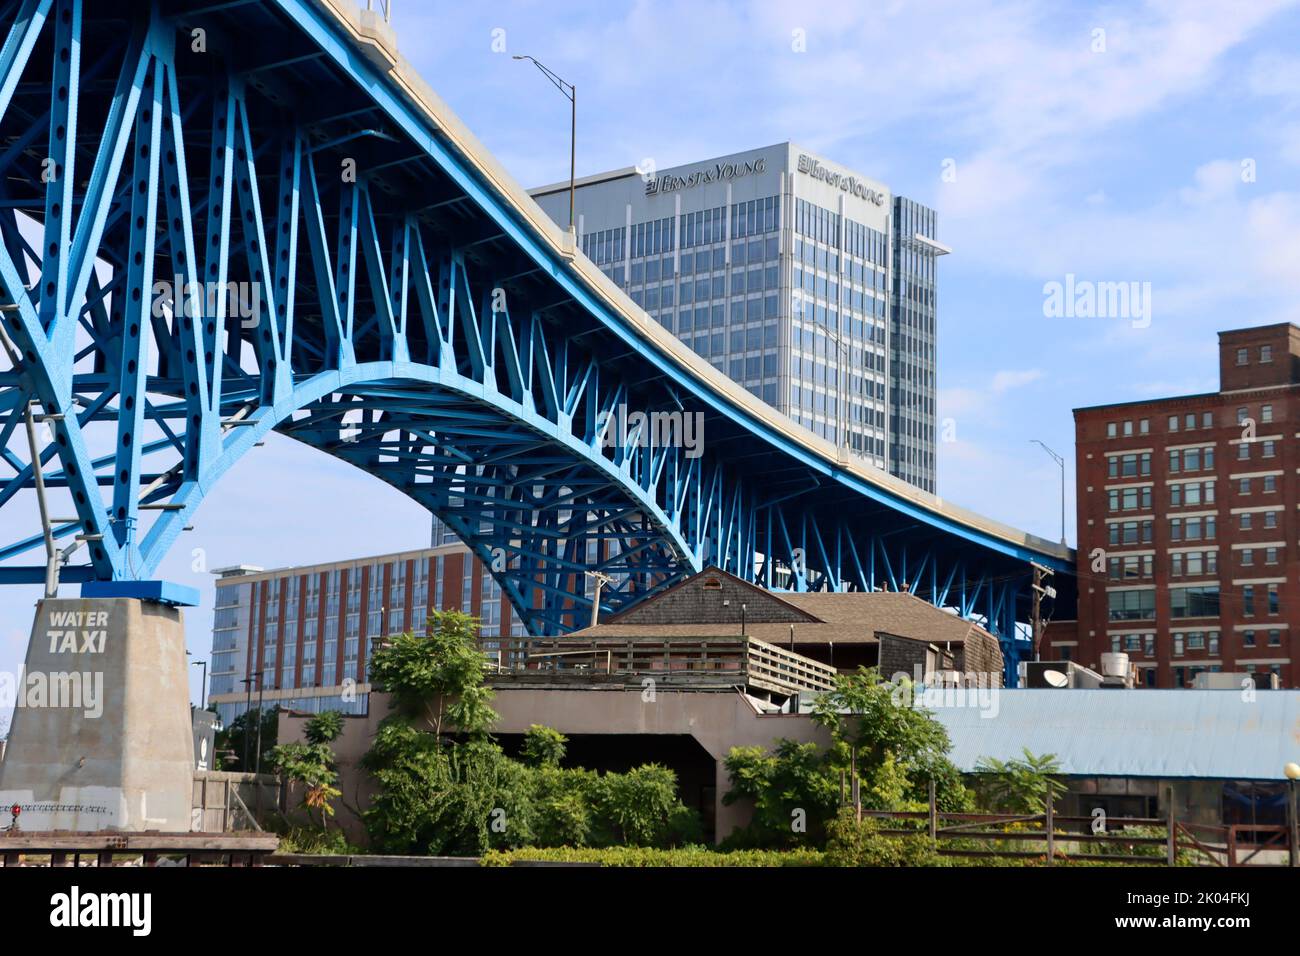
[851,747,861,822]
[1290,779,1299,868]
[1166,784,1176,866]
[928,778,938,843]
[1045,785,1054,866]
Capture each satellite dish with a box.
[1044,670,1069,688]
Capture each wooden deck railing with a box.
[488,635,838,695]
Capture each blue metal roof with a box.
[929,689,1300,781]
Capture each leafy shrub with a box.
[722,740,839,847]
[531,764,598,847]
[823,808,941,867]
[361,615,704,854]
[594,764,701,847]
[480,846,825,867]
[521,725,568,767]
[275,825,357,855]
[973,749,1066,814]
[304,710,344,745]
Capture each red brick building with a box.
[1049,323,1300,688]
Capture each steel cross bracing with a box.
[0,0,1069,681]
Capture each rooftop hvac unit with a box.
[1022,660,1104,689]
[1099,652,1135,688]
[1192,671,1281,690]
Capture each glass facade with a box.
[589,197,784,411]
[543,144,940,491]
[790,199,890,464]
[890,197,938,491]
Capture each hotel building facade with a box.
[206,518,529,727]
[530,143,946,492]
[1053,324,1300,688]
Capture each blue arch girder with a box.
[0,0,1072,681]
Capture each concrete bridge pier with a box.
[0,595,195,832]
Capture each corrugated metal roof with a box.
[930,689,1300,781]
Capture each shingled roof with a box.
[571,566,993,648]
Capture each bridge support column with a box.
[0,598,194,832]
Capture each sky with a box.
[3,0,1300,718]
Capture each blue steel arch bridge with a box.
[0,0,1073,682]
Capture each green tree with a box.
[812,667,967,814]
[722,740,839,847]
[532,764,598,847]
[360,613,701,854]
[521,725,568,767]
[270,711,345,830]
[362,612,531,853]
[362,728,538,855]
[304,709,344,745]
[368,610,498,737]
[594,764,700,847]
[973,749,1066,815]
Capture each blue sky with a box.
[3,0,1300,718]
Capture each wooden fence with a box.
[852,782,1294,866]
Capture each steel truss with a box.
[0,0,1067,681]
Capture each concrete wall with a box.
[282,688,832,845]
[0,598,194,831]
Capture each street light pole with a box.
[239,675,255,769]
[253,673,266,776]
[192,659,208,710]
[513,55,576,235]
[1030,439,1067,546]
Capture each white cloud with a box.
[1247,51,1300,98]
[1178,159,1245,205]
[991,369,1045,393]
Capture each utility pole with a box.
[585,570,612,627]
[1030,561,1056,662]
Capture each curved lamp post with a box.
[512,55,576,235]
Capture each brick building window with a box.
[1170,585,1220,619]
[1108,588,1156,621]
